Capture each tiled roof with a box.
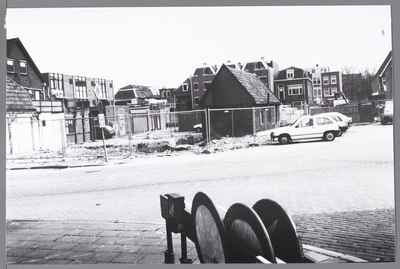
[228,67,281,105]
[6,77,37,113]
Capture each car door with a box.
[292,118,315,139]
[314,116,334,138]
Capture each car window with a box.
[316,117,333,125]
[298,118,312,127]
[331,116,340,122]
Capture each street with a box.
[6,123,394,224]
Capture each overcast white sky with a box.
[6,5,392,91]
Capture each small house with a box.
[200,64,281,138]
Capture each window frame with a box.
[203,81,211,91]
[330,75,337,84]
[7,58,15,73]
[19,60,28,75]
[288,84,303,95]
[287,69,294,79]
[193,82,199,91]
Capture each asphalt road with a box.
[6,123,394,225]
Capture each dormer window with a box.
[254,62,265,70]
[287,69,294,79]
[19,60,27,75]
[7,58,15,73]
[203,67,213,75]
[182,84,189,92]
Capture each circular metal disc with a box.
[253,199,304,263]
[191,192,230,263]
[224,203,276,263]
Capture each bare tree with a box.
[360,68,375,101]
[342,67,362,101]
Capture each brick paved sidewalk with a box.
[292,208,395,262]
[6,208,395,265]
[6,220,198,265]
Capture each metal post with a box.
[101,128,109,162]
[179,232,193,264]
[60,119,66,158]
[164,221,175,264]
[231,109,234,138]
[252,107,256,143]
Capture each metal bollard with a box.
[179,232,193,264]
[164,222,175,264]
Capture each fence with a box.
[6,106,278,158]
[309,101,382,123]
[7,102,379,159]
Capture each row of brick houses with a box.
[173,58,344,112]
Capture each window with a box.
[313,88,322,97]
[324,87,338,96]
[19,60,27,75]
[166,91,171,97]
[50,73,64,90]
[75,76,88,98]
[298,118,312,127]
[287,69,294,79]
[288,84,303,95]
[311,69,315,73]
[316,117,333,125]
[324,88,331,96]
[182,84,189,91]
[94,78,107,99]
[7,58,15,73]
[194,83,199,91]
[203,82,211,90]
[194,97,200,104]
[323,76,329,85]
[203,67,213,75]
[312,77,321,85]
[331,75,337,84]
[254,62,265,70]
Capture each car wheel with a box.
[323,131,336,141]
[278,134,291,145]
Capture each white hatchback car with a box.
[270,115,341,145]
[317,112,352,136]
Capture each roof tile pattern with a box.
[6,77,37,113]
[228,67,281,105]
